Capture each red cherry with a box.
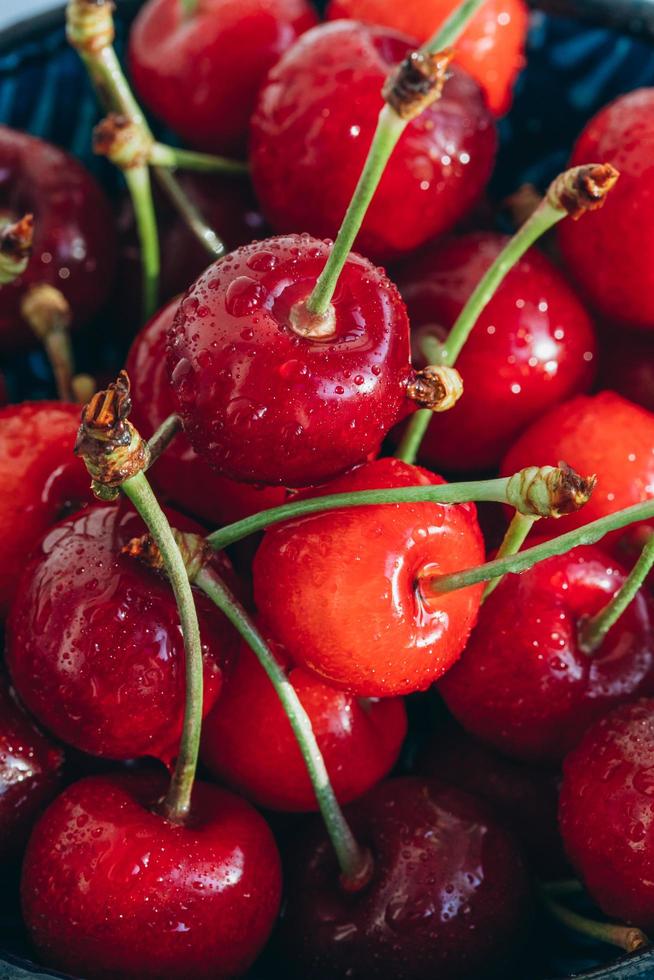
[201,637,407,811]
[249,21,497,263]
[167,235,413,488]
[21,771,282,979]
[127,298,287,525]
[558,89,654,330]
[278,777,532,980]
[326,0,528,116]
[559,698,654,931]
[599,327,654,414]
[439,546,654,763]
[128,0,317,156]
[7,503,236,762]
[0,401,90,617]
[0,126,116,351]
[397,231,597,472]
[253,457,485,697]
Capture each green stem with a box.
[150,143,248,176]
[422,0,486,51]
[124,166,159,320]
[540,879,584,898]
[121,471,204,824]
[483,513,538,600]
[146,414,182,466]
[195,567,371,888]
[180,0,199,15]
[540,892,648,954]
[153,169,225,259]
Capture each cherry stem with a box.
[540,891,648,954]
[482,512,539,600]
[195,567,372,889]
[153,169,225,258]
[578,526,654,654]
[180,0,199,16]
[146,413,182,467]
[149,143,248,176]
[21,284,75,402]
[540,879,584,897]
[124,166,160,319]
[121,470,204,824]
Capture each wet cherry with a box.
[249,21,497,262]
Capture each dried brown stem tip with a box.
[20,283,71,339]
[0,214,33,284]
[93,113,153,170]
[547,163,620,220]
[383,48,453,121]
[407,364,463,412]
[122,530,211,583]
[507,462,597,519]
[66,0,115,54]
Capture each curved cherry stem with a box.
[146,413,182,466]
[153,169,225,258]
[482,512,539,600]
[150,143,248,176]
[539,890,648,954]
[124,166,160,319]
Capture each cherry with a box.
[438,546,654,763]
[166,235,413,488]
[253,457,485,697]
[397,231,597,472]
[326,0,528,116]
[559,698,654,931]
[249,21,497,263]
[128,0,317,157]
[127,298,287,525]
[21,770,282,979]
[278,776,532,980]
[0,125,116,351]
[201,636,407,811]
[598,327,654,414]
[0,401,90,617]
[7,503,236,762]
[0,675,63,862]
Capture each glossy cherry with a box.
[128,0,317,156]
[249,21,497,262]
[127,298,287,525]
[398,231,597,472]
[253,457,485,697]
[21,770,282,979]
[0,126,116,351]
[326,0,528,115]
[278,776,532,980]
[559,698,654,931]
[7,503,236,762]
[167,235,413,488]
[0,401,90,617]
[201,637,407,811]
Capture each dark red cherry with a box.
[254,457,485,697]
[7,503,236,762]
[21,771,282,979]
[128,0,317,156]
[559,698,654,931]
[278,776,532,980]
[0,126,116,351]
[166,235,413,488]
[558,89,654,330]
[0,401,90,617]
[439,546,654,763]
[249,21,497,263]
[127,298,287,525]
[598,326,654,414]
[201,637,407,811]
[397,231,597,472]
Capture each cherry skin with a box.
[253,457,485,697]
[127,298,287,525]
[249,21,497,263]
[0,126,116,351]
[397,231,597,472]
[278,776,532,980]
[598,327,654,414]
[0,401,90,617]
[7,503,236,762]
[167,235,413,488]
[559,698,654,931]
[21,770,282,979]
[201,637,407,811]
[326,0,528,116]
[128,0,317,156]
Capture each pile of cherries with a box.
[3,0,654,978]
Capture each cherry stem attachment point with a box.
[0,213,33,284]
[539,890,648,954]
[149,143,248,176]
[483,512,539,601]
[146,413,183,467]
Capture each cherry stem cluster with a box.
[539,889,648,954]
[482,512,538,600]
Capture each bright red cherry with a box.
[0,401,90,617]
[249,21,497,262]
[278,777,532,980]
[21,771,282,979]
[128,0,317,156]
[558,89,654,330]
[326,0,528,116]
[0,126,116,351]
[253,457,485,697]
[127,298,287,526]
[599,327,654,414]
[167,235,413,488]
[7,503,236,762]
[559,698,654,931]
[397,231,597,472]
[439,546,654,763]
[201,637,407,811]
